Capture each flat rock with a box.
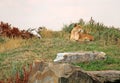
[54,51,106,63]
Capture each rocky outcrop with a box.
[28,61,100,83]
[87,70,120,83]
[28,61,120,83]
[54,51,106,63]
[29,62,100,83]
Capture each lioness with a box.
[70,24,94,42]
[78,33,94,41]
[70,24,84,41]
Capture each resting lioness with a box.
[70,24,84,41]
[70,24,94,42]
[78,33,94,41]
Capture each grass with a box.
[0,38,28,53]
[0,18,120,80]
[73,56,120,71]
[0,36,120,79]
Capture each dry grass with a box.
[40,29,53,38]
[0,38,29,53]
[0,51,41,80]
[40,29,70,39]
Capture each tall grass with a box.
[62,18,120,45]
[0,38,27,53]
[0,37,120,80]
[39,28,70,39]
[0,37,5,43]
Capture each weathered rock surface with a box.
[86,70,120,83]
[28,61,120,83]
[28,61,100,83]
[54,51,106,63]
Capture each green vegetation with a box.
[62,18,120,44]
[0,37,5,43]
[0,18,120,80]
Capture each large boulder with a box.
[28,61,120,83]
[54,51,106,63]
[28,61,100,83]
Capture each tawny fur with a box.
[70,24,94,42]
[70,24,84,41]
[78,33,94,41]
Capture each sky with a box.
[0,0,120,31]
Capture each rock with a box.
[86,70,120,83]
[54,51,106,63]
[28,61,100,83]
[28,61,120,83]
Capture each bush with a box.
[62,23,75,33]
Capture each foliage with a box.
[62,23,75,33]
[0,64,32,83]
[0,18,120,81]
[0,21,35,39]
[0,37,5,43]
[0,37,120,80]
[62,17,120,45]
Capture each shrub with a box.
[62,23,75,33]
